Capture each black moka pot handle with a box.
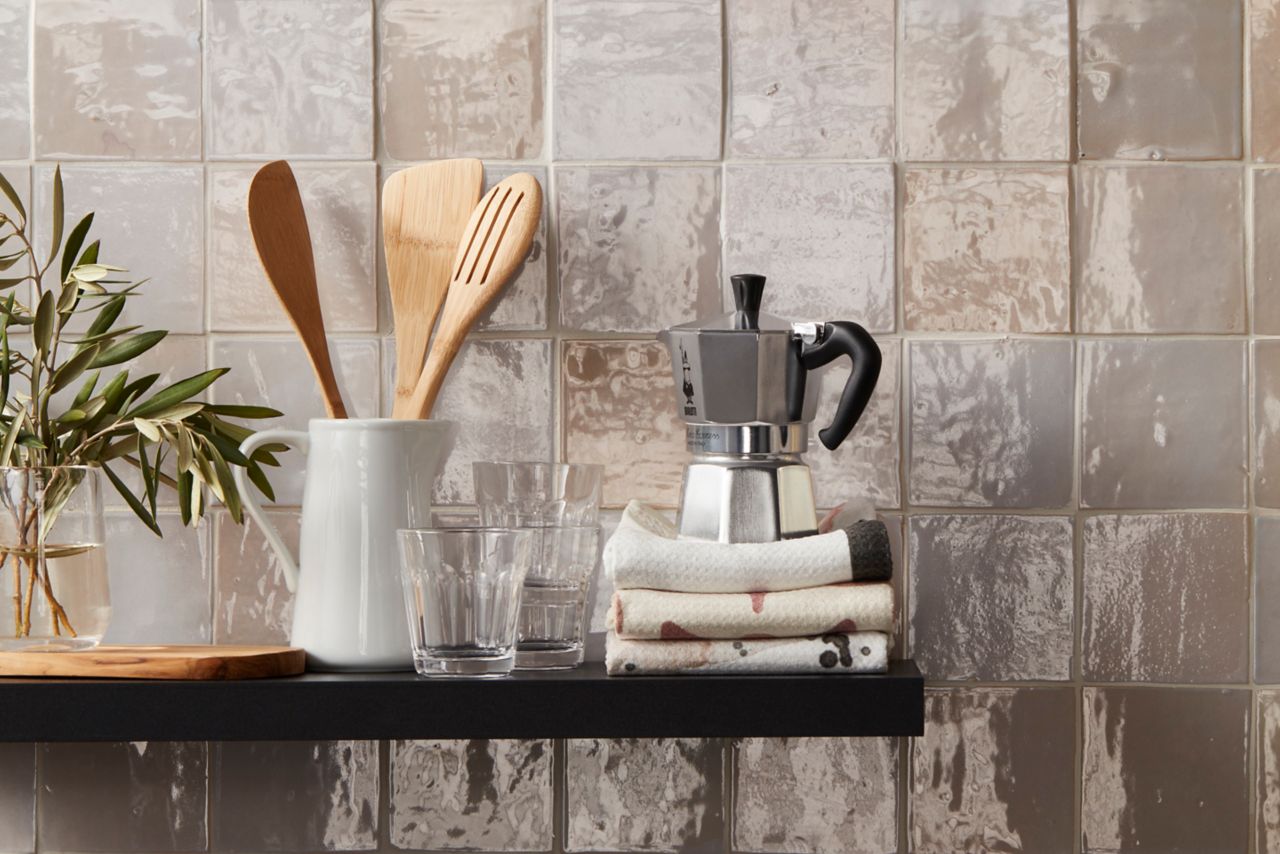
[800,321,882,451]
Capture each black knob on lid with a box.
[730,274,766,329]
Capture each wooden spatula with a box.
[382,159,483,419]
[405,173,542,419]
[247,161,347,419]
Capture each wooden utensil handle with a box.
[408,326,465,419]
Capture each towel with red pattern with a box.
[605,631,888,676]
[610,583,893,640]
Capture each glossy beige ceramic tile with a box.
[562,340,685,508]
[0,744,33,854]
[1255,0,1280,162]
[1258,341,1280,507]
[378,0,543,160]
[213,508,297,645]
[0,163,28,223]
[1078,0,1242,160]
[901,0,1069,161]
[0,0,29,159]
[1081,340,1247,508]
[911,688,1075,854]
[33,163,204,332]
[910,340,1074,508]
[557,166,721,333]
[566,738,723,853]
[1083,513,1248,683]
[724,164,895,332]
[102,512,211,644]
[553,0,722,160]
[1257,518,1280,683]
[212,740,377,851]
[903,168,1070,332]
[389,739,553,851]
[726,0,894,159]
[909,514,1074,681]
[1259,690,1280,852]
[209,162,378,333]
[1257,171,1280,332]
[809,339,900,509]
[1082,687,1249,853]
[33,0,201,159]
[733,737,897,853]
[39,741,208,851]
[1076,165,1244,333]
[206,0,372,159]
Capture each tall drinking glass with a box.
[516,524,600,669]
[397,528,534,677]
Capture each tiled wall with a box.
[0,0,1276,851]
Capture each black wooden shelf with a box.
[0,659,923,742]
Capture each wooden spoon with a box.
[382,159,483,419]
[405,173,542,419]
[247,161,347,418]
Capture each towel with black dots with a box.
[604,631,888,676]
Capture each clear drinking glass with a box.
[397,528,534,677]
[473,462,603,527]
[516,525,601,670]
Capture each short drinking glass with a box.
[473,462,603,527]
[516,524,601,670]
[397,528,534,677]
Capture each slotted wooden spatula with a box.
[405,173,542,419]
[382,159,483,418]
[247,160,347,418]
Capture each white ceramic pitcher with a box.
[234,419,455,671]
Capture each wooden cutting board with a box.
[0,645,305,680]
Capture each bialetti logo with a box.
[679,346,697,415]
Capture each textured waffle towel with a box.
[611,583,894,640]
[604,501,892,593]
[605,631,889,675]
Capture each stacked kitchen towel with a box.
[603,501,895,676]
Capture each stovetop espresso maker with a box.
[659,274,881,543]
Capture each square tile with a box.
[34,164,205,334]
[1076,165,1244,333]
[901,0,1069,161]
[554,0,721,160]
[810,339,900,509]
[211,337,382,504]
[0,0,29,159]
[1256,171,1280,333]
[1255,1,1280,162]
[207,0,373,159]
[40,741,208,851]
[1078,0,1242,160]
[903,168,1070,333]
[566,738,723,853]
[400,338,555,505]
[726,0,893,159]
[1259,518,1280,682]
[734,737,896,853]
[103,511,211,644]
[212,740,378,851]
[1259,690,1280,852]
[562,340,685,508]
[210,163,377,333]
[1258,342,1280,507]
[213,508,297,645]
[34,0,202,159]
[910,340,1074,507]
[1082,687,1249,853]
[0,744,34,854]
[724,164,895,332]
[379,0,543,160]
[1083,514,1247,683]
[557,166,721,333]
[1080,340,1247,508]
[909,515,1074,681]
[389,739,553,851]
[911,688,1074,854]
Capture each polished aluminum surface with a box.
[686,423,808,455]
[677,456,818,543]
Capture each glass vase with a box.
[0,467,109,650]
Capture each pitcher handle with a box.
[234,429,309,593]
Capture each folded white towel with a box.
[605,631,889,675]
[611,583,893,640]
[604,501,892,593]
